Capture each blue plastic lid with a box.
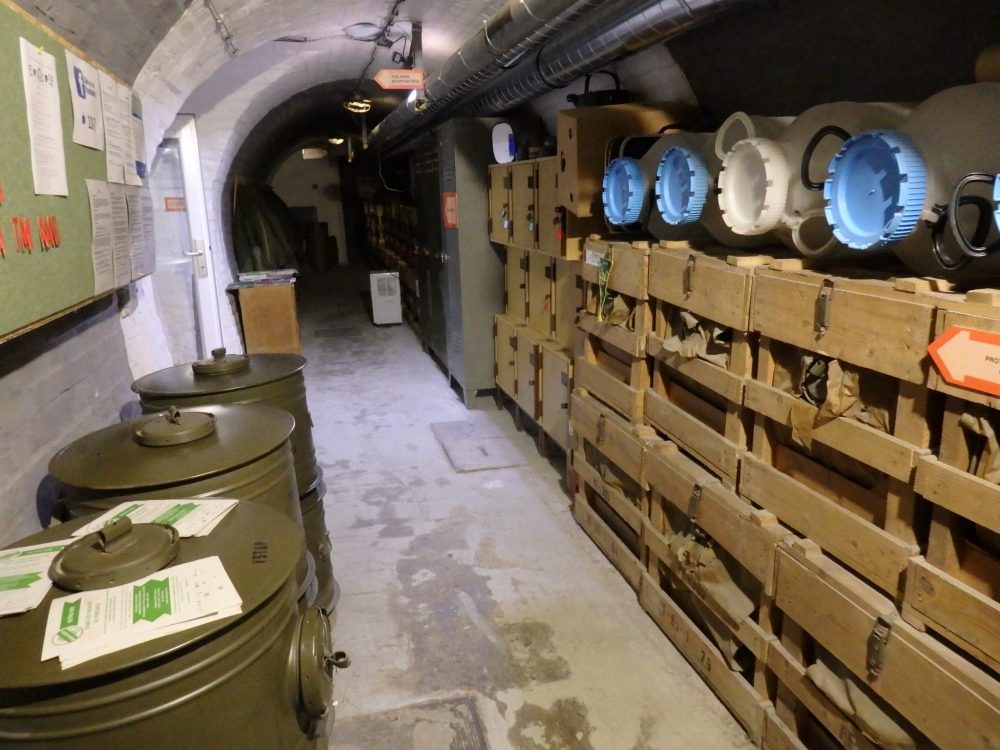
[655,146,710,226]
[993,174,1000,233]
[602,157,645,226]
[823,130,926,250]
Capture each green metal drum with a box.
[0,504,340,748]
[300,481,339,614]
[48,404,316,605]
[131,349,321,497]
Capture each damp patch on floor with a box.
[431,419,526,472]
[329,695,489,750]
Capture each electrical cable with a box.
[949,173,1000,259]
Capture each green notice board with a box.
[0,0,134,340]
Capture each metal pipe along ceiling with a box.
[371,0,601,147]
[465,0,752,114]
[373,0,754,150]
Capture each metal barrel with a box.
[132,352,322,497]
[300,480,339,614]
[0,505,337,748]
[48,404,317,607]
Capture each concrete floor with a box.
[299,267,754,750]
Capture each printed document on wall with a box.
[117,83,141,186]
[86,179,114,295]
[99,70,124,183]
[20,39,68,196]
[127,108,146,186]
[108,183,131,288]
[125,186,155,279]
[64,51,104,150]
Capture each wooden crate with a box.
[762,634,929,750]
[751,261,940,386]
[494,314,518,399]
[906,394,1000,674]
[527,249,554,337]
[645,244,769,485]
[639,572,772,744]
[557,103,688,218]
[569,389,658,489]
[773,538,1000,750]
[539,341,572,450]
[642,444,792,743]
[510,161,537,250]
[236,284,302,355]
[572,434,657,590]
[505,247,528,322]
[576,239,653,422]
[744,262,943,595]
[515,328,541,419]
[488,163,512,246]
[553,258,583,349]
[535,156,604,260]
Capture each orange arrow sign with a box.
[929,325,1000,397]
[374,68,425,90]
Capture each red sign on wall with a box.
[442,192,458,229]
[164,196,186,212]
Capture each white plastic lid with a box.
[717,138,789,235]
[491,123,516,164]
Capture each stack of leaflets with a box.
[72,499,239,539]
[42,556,242,669]
[0,541,74,617]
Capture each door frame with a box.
[165,114,223,357]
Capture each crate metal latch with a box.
[866,615,892,680]
[814,278,834,337]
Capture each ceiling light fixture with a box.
[328,137,345,145]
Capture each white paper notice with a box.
[108,183,131,288]
[64,51,104,150]
[140,189,157,277]
[127,110,146,186]
[0,540,71,617]
[20,39,68,196]
[99,71,124,183]
[72,499,239,539]
[86,179,114,295]
[42,556,242,668]
[125,186,144,279]
[584,248,607,267]
[117,83,140,186]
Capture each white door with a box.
[149,115,223,360]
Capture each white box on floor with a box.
[370,272,402,325]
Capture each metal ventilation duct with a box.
[466,0,750,114]
[373,0,754,150]
[371,0,603,147]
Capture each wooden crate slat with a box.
[573,492,643,590]
[744,379,927,483]
[573,451,644,534]
[901,556,1000,676]
[915,454,1000,535]
[578,311,646,357]
[569,390,654,484]
[648,334,746,404]
[740,455,917,593]
[646,390,742,485]
[575,356,645,423]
